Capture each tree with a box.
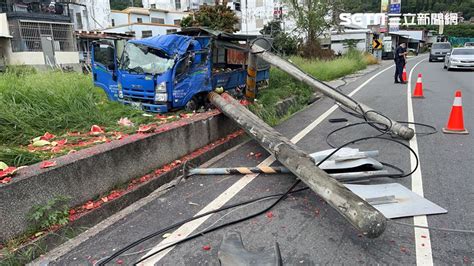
[110,0,142,10]
[285,0,343,58]
[180,4,239,33]
[260,20,298,56]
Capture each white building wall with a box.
[238,0,274,35]
[130,13,151,23]
[330,30,370,54]
[69,0,112,30]
[56,52,81,64]
[103,24,179,38]
[165,12,187,25]
[85,0,112,30]
[111,12,129,26]
[143,0,189,11]
[8,52,45,65]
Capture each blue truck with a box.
[91,28,271,113]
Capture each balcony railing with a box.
[1,2,71,22]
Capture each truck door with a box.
[172,42,210,109]
[92,41,119,100]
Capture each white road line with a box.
[407,58,434,266]
[140,63,397,265]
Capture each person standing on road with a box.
[394,43,408,84]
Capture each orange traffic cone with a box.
[412,73,424,98]
[402,66,407,82]
[442,90,468,134]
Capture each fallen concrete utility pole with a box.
[249,45,415,140]
[188,167,390,183]
[208,92,387,238]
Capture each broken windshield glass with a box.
[119,43,175,75]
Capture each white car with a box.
[444,48,474,71]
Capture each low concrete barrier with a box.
[0,111,238,243]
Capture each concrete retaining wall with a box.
[0,111,238,243]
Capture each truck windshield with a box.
[119,43,174,75]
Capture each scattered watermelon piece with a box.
[155,114,167,119]
[117,117,134,127]
[137,125,153,133]
[51,146,63,153]
[202,245,211,251]
[56,139,68,146]
[0,167,17,178]
[0,177,12,184]
[90,125,105,135]
[84,201,94,210]
[266,211,274,219]
[40,132,56,141]
[40,161,57,169]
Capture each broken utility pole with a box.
[208,92,387,238]
[250,45,415,140]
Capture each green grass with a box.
[289,49,370,81]
[0,68,158,166]
[0,51,377,165]
[251,51,377,125]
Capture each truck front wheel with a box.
[185,98,199,112]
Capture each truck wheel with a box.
[185,98,199,112]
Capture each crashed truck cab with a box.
[91,28,271,113]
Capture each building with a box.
[0,0,111,69]
[0,0,78,68]
[103,7,187,38]
[331,26,372,55]
[142,0,214,11]
[142,0,282,36]
[68,0,112,32]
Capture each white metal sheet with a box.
[345,183,448,219]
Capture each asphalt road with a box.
[41,55,474,265]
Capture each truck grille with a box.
[123,89,155,104]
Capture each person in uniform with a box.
[394,43,408,84]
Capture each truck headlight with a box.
[155,82,166,92]
[118,83,123,98]
[154,93,167,102]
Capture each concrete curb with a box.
[2,131,247,264]
[0,111,239,243]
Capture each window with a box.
[9,21,76,52]
[256,0,263,7]
[173,19,181,25]
[120,43,174,75]
[83,10,89,29]
[175,0,181,10]
[151,17,165,24]
[137,17,143,23]
[94,41,115,69]
[76,13,83,29]
[256,18,264,28]
[166,29,178,34]
[150,4,156,8]
[142,30,152,38]
[111,19,115,26]
[234,0,241,11]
